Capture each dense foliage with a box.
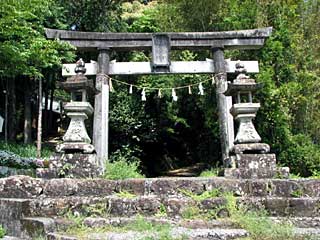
[0,0,319,177]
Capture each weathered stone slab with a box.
[0,167,35,178]
[235,154,276,169]
[21,217,55,239]
[117,179,147,196]
[0,199,31,236]
[47,233,77,240]
[163,197,194,217]
[224,167,289,179]
[301,180,320,198]
[149,178,206,196]
[287,198,320,217]
[269,180,303,197]
[245,179,270,197]
[233,143,270,154]
[108,196,161,217]
[37,153,101,179]
[0,176,43,198]
[204,178,246,196]
[47,228,249,240]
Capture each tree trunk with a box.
[24,80,32,144]
[4,78,8,143]
[43,77,49,137]
[7,77,16,142]
[48,83,55,134]
[37,77,43,158]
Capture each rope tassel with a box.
[158,89,162,98]
[129,85,133,94]
[198,82,204,95]
[211,75,215,85]
[172,88,178,101]
[188,85,192,95]
[109,78,114,92]
[141,88,146,101]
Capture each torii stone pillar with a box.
[93,48,110,173]
[213,47,234,165]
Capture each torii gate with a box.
[46,27,272,172]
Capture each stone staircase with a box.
[1,175,320,239]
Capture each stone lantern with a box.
[56,59,95,154]
[224,61,289,178]
[37,59,101,178]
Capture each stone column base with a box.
[223,166,290,179]
[223,153,290,179]
[36,153,102,179]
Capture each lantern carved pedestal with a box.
[37,59,102,178]
[223,62,289,179]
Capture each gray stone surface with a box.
[2,176,320,198]
[232,143,270,154]
[0,166,35,178]
[231,103,261,144]
[1,176,320,238]
[21,217,55,239]
[45,27,272,51]
[36,153,100,178]
[47,227,249,240]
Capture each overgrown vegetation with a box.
[0,224,6,238]
[199,168,221,177]
[116,190,137,199]
[64,213,181,240]
[224,193,307,240]
[104,157,145,180]
[179,188,222,201]
[59,192,309,240]
[0,141,52,159]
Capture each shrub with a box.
[199,168,221,177]
[278,134,320,177]
[104,159,144,180]
[104,145,144,180]
[0,224,6,238]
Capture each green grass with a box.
[116,190,137,199]
[199,168,221,177]
[104,159,145,180]
[224,193,304,240]
[63,214,183,240]
[179,188,222,201]
[155,203,167,217]
[0,140,53,158]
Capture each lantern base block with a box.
[36,153,102,179]
[56,142,95,154]
[223,153,290,179]
[232,143,270,154]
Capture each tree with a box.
[0,0,74,144]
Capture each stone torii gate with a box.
[45,27,277,177]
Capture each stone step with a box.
[1,176,320,198]
[1,196,319,222]
[271,217,320,228]
[294,228,320,238]
[12,215,320,239]
[47,227,250,240]
[53,216,239,232]
[51,216,320,232]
